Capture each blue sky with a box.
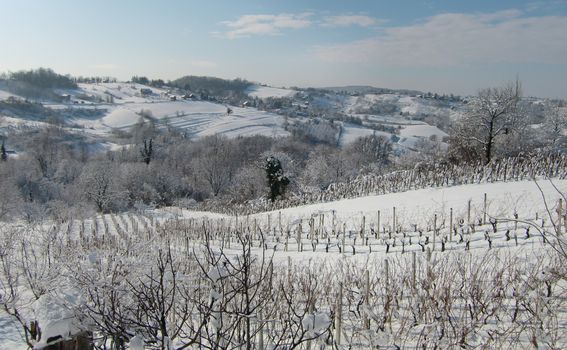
[1,0,567,97]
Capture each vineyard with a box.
[2,179,567,349]
[201,153,567,215]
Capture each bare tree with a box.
[194,135,236,197]
[454,81,523,164]
[79,161,122,213]
[542,102,567,152]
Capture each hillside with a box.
[0,78,463,155]
[2,178,566,349]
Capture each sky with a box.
[1,0,566,98]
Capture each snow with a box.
[0,82,293,141]
[0,90,17,100]
[399,124,448,139]
[33,289,83,350]
[0,313,25,350]
[68,94,291,139]
[2,178,566,349]
[246,85,296,99]
[339,123,389,146]
[128,335,145,350]
[262,179,567,233]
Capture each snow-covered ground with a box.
[246,85,297,99]
[2,178,566,349]
[72,99,290,139]
[399,124,448,139]
[261,179,566,231]
[1,82,457,153]
[339,123,390,146]
[0,82,294,141]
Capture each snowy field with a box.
[1,83,457,151]
[2,179,566,349]
[73,100,291,139]
[246,85,297,99]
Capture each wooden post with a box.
[364,269,370,330]
[297,223,302,252]
[384,259,390,299]
[377,210,381,239]
[258,309,264,350]
[361,215,366,240]
[332,210,336,235]
[449,208,453,242]
[411,251,417,289]
[287,256,292,287]
[433,214,437,251]
[557,198,563,235]
[483,193,487,225]
[335,283,343,346]
[309,218,315,240]
[393,207,396,233]
[342,223,346,254]
[467,199,471,234]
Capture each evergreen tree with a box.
[141,138,153,165]
[265,156,289,202]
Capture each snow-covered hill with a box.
[0,82,293,141]
[2,178,566,349]
[246,84,297,99]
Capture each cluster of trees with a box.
[130,76,166,88]
[170,76,251,104]
[0,118,394,220]
[4,68,77,89]
[449,81,567,164]
[0,68,77,100]
[0,96,106,125]
[75,76,117,84]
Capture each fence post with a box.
[412,251,417,289]
[467,200,471,234]
[483,193,487,225]
[309,218,315,240]
[332,210,337,235]
[393,207,396,233]
[433,214,437,251]
[297,223,302,252]
[342,223,346,254]
[335,283,343,346]
[557,198,563,235]
[376,210,381,239]
[258,309,264,350]
[364,269,370,330]
[361,215,366,240]
[449,208,453,242]
[287,256,292,287]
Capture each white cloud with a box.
[320,15,383,28]
[315,10,567,66]
[218,13,312,39]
